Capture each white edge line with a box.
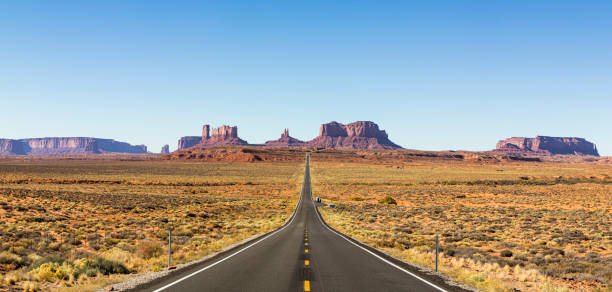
[152,169,306,292]
[310,184,449,292]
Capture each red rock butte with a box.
[160,144,170,154]
[177,121,402,151]
[306,121,401,150]
[177,124,248,150]
[493,136,599,156]
[197,125,248,147]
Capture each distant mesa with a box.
[177,136,201,150]
[494,136,599,156]
[176,121,401,151]
[306,121,402,150]
[198,125,248,147]
[265,129,305,147]
[177,124,248,150]
[0,137,147,155]
[160,144,170,154]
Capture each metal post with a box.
[168,229,172,268]
[435,233,439,272]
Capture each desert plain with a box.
[0,147,610,292]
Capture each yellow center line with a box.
[305,260,309,265]
[304,280,311,291]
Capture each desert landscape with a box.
[0,143,610,291]
[311,156,611,292]
[0,157,301,291]
[4,3,611,290]
[1,120,610,291]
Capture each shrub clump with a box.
[500,250,513,257]
[0,251,25,268]
[136,240,163,259]
[30,262,75,281]
[30,257,129,282]
[378,195,397,205]
[77,257,129,275]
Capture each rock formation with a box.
[0,138,147,155]
[306,121,402,150]
[196,125,248,147]
[264,129,305,147]
[0,139,27,155]
[177,124,248,150]
[178,136,202,150]
[161,144,170,154]
[176,121,400,150]
[494,136,599,156]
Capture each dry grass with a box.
[311,159,612,292]
[0,159,303,291]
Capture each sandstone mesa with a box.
[493,136,599,156]
[0,137,147,155]
[177,121,402,151]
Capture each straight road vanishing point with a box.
[139,155,450,292]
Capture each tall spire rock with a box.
[265,129,305,147]
[160,144,170,154]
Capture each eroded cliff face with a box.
[265,129,305,147]
[0,139,27,155]
[307,121,402,150]
[197,125,248,147]
[177,124,248,150]
[178,136,201,150]
[176,121,401,150]
[0,138,147,155]
[94,139,147,154]
[495,136,599,156]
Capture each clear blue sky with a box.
[1,1,611,155]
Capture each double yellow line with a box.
[304,227,310,291]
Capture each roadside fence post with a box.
[435,233,439,272]
[168,228,172,268]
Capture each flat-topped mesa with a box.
[0,139,27,155]
[0,137,147,155]
[265,129,305,147]
[320,122,348,137]
[177,124,248,149]
[178,136,201,150]
[494,136,599,156]
[209,125,239,140]
[307,121,402,150]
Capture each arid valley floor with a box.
[0,148,610,292]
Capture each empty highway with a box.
[136,155,453,292]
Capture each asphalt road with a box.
[140,155,449,292]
